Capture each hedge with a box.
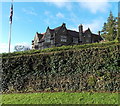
[1,43,120,93]
[1,40,119,58]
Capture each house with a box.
[32,23,103,50]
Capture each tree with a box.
[101,11,117,41]
[14,45,30,52]
[116,1,120,42]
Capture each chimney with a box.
[79,24,83,42]
[62,23,66,27]
[98,31,100,36]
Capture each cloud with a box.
[52,2,72,10]
[0,42,31,53]
[83,18,105,33]
[44,1,72,11]
[1,0,119,2]
[79,0,110,14]
[67,17,105,34]
[0,43,14,53]
[15,42,31,49]
[44,11,50,15]
[22,8,37,16]
[56,12,64,18]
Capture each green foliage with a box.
[2,92,118,104]
[1,42,120,93]
[116,12,120,42]
[101,11,118,41]
[1,41,118,58]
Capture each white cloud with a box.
[44,11,50,15]
[83,18,105,33]
[56,12,64,18]
[2,0,119,2]
[53,2,72,10]
[15,42,31,49]
[79,0,110,14]
[42,0,69,2]
[46,1,72,11]
[22,8,37,16]
[0,43,14,53]
[0,42,31,53]
[67,18,105,34]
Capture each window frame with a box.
[45,35,51,43]
[61,35,67,42]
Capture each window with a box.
[73,38,78,43]
[45,35,50,42]
[51,39,54,45]
[39,42,43,46]
[86,39,89,43]
[35,45,38,49]
[61,36,67,42]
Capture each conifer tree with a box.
[116,1,120,42]
[101,11,117,41]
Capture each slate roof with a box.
[67,30,79,38]
[35,23,102,43]
[92,34,103,41]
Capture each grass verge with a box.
[2,92,119,104]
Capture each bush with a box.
[1,42,120,93]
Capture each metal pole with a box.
[8,23,12,53]
[8,0,13,53]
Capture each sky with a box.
[0,0,118,53]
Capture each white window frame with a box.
[61,36,67,42]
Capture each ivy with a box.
[1,43,120,93]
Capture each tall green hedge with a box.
[1,43,120,93]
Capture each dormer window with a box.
[61,35,67,42]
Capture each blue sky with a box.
[0,1,118,53]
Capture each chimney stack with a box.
[79,24,83,42]
[98,31,100,36]
[79,24,83,33]
[62,23,66,27]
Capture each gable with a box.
[56,25,67,35]
[46,28,51,35]
[83,29,92,37]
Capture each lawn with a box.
[2,92,119,104]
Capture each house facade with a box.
[32,23,103,50]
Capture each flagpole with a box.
[8,22,12,53]
[8,0,13,53]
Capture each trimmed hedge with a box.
[2,40,119,58]
[1,43,120,93]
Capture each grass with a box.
[2,92,119,104]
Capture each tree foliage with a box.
[14,45,30,52]
[101,11,118,41]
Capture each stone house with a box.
[32,23,103,49]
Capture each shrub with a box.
[1,42,120,93]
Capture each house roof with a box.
[34,23,102,43]
[54,26,62,31]
[37,33,43,40]
[68,30,79,38]
[92,34,103,41]
[49,25,62,34]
